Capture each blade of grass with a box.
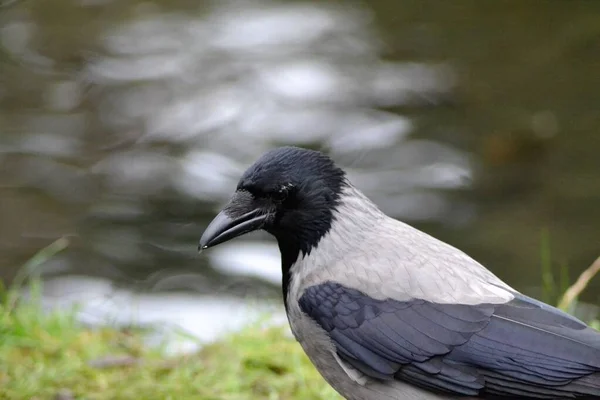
[558,261,571,297]
[540,228,556,304]
[558,256,600,312]
[4,236,70,314]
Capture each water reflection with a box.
[85,1,460,222]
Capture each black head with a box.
[199,146,347,272]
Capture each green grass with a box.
[0,308,339,399]
[0,238,598,400]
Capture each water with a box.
[1,0,599,344]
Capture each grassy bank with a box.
[0,301,340,400]
[0,240,598,400]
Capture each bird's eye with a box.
[272,188,287,202]
[271,184,293,203]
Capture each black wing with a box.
[299,282,600,398]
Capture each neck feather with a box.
[280,184,384,309]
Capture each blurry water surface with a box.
[1,0,599,344]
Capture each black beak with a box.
[198,192,268,251]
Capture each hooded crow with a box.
[198,146,600,399]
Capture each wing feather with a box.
[299,281,600,398]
